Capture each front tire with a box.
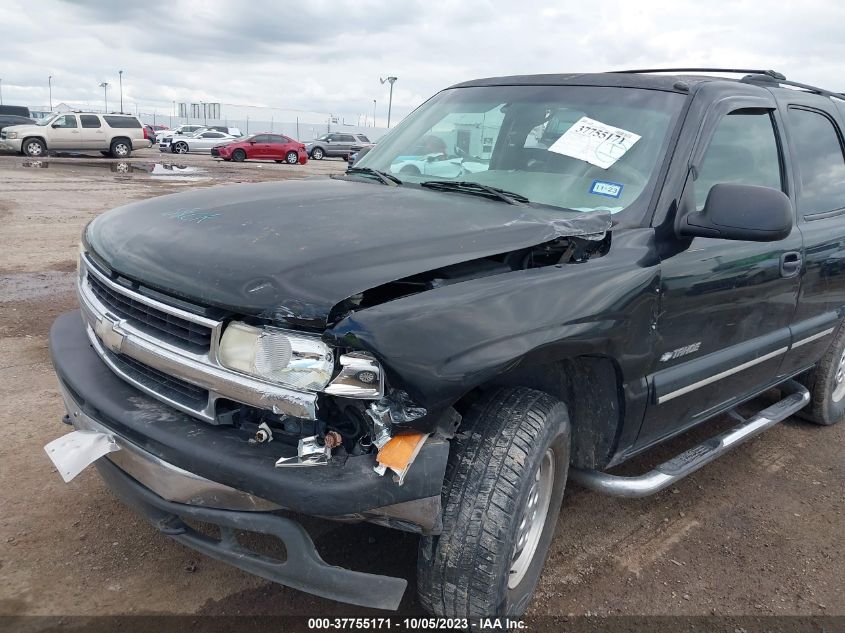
[232,149,246,162]
[23,138,46,157]
[311,147,324,160]
[172,141,189,154]
[110,139,131,158]
[799,324,845,425]
[285,150,299,164]
[417,387,570,618]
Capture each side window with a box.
[268,135,286,144]
[53,115,78,128]
[356,135,370,143]
[694,110,782,210]
[80,115,101,128]
[339,134,356,142]
[787,108,845,215]
[252,135,269,143]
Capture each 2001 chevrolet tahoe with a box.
[47,69,845,617]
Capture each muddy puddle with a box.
[4,158,209,181]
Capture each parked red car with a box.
[212,133,308,164]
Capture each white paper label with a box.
[548,116,641,169]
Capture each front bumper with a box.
[49,309,452,608]
[93,455,406,609]
[50,310,449,517]
[0,137,23,152]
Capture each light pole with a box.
[0,78,3,105]
[379,76,397,127]
[99,82,109,113]
[373,99,376,127]
[48,75,52,110]
[118,70,123,113]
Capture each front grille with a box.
[210,148,220,156]
[104,348,209,411]
[87,274,212,352]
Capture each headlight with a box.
[218,322,334,391]
[6,131,18,139]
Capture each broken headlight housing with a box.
[218,322,334,391]
[325,351,384,399]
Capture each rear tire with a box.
[417,387,570,618]
[23,138,46,157]
[232,149,246,162]
[110,139,132,158]
[798,324,845,425]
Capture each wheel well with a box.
[111,136,131,146]
[455,356,623,469]
[22,136,46,147]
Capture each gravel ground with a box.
[0,149,842,623]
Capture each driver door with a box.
[639,97,802,448]
[49,114,81,149]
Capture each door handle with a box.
[780,251,802,278]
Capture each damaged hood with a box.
[86,178,610,327]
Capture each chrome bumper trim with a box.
[59,384,281,511]
[78,255,318,421]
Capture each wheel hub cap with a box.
[832,348,845,402]
[509,448,554,589]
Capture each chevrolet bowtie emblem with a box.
[94,315,126,353]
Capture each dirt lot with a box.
[0,148,842,623]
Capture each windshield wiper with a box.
[346,167,402,186]
[420,181,529,205]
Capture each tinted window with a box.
[268,135,288,144]
[80,115,101,128]
[201,132,225,138]
[104,116,141,128]
[356,135,370,143]
[338,134,356,142]
[252,135,270,143]
[694,110,782,210]
[53,115,78,128]
[788,108,845,215]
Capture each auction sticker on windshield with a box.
[548,116,641,169]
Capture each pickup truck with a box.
[47,69,845,618]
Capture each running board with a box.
[569,380,810,498]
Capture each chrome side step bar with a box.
[569,380,810,498]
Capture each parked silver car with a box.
[161,130,238,154]
[306,132,372,160]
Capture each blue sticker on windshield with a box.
[590,180,623,198]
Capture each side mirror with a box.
[678,184,793,242]
[51,123,60,128]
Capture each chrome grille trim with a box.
[78,254,318,421]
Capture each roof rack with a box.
[612,68,786,80]
[613,68,843,101]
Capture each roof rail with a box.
[741,75,844,100]
[612,68,786,80]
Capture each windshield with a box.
[356,84,686,215]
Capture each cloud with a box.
[0,0,842,125]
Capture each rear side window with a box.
[80,115,101,128]
[787,108,845,215]
[338,134,356,142]
[694,110,782,210]
[103,116,141,128]
[356,135,370,143]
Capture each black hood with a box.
[86,178,610,328]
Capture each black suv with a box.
[48,69,845,618]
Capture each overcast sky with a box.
[0,0,842,125]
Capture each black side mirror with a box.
[678,183,793,242]
[51,123,60,128]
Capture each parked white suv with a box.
[0,112,150,157]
